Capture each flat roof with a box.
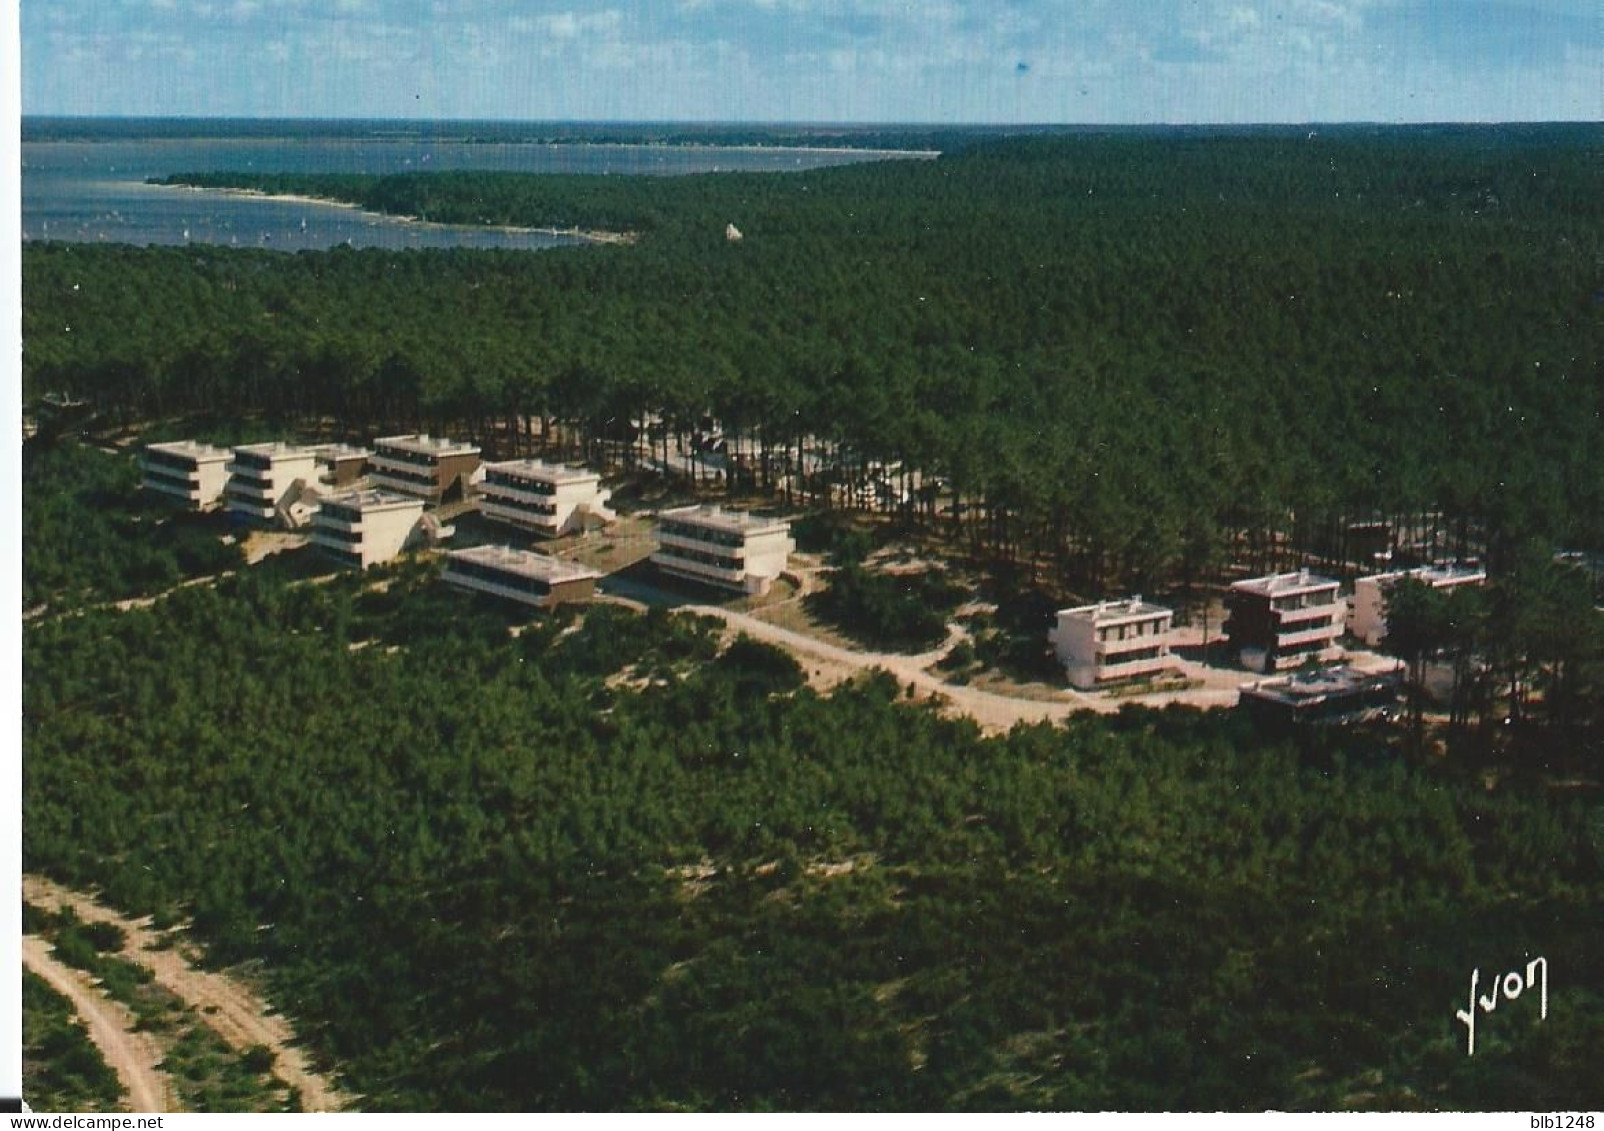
[232,440,320,459]
[1230,569,1340,597]
[1241,665,1401,707]
[374,433,480,457]
[1058,597,1172,624]
[144,439,232,462]
[311,443,373,461]
[446,544,601,583]
[483,458,600,485]
[317,489,424,513]
[659,504,789,535]
[1359,563,1486,587]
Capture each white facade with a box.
[1348,564,1487,646]
[140,441,233,510]
[310,490,428,569]
[651,504,794,594]
[443,544,600,608]
[1226,569,1345,672]
[1050,597,1175,689]
[479,459,615,538]
[225,442,323,524]
[369,434,481,502]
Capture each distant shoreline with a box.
[156,183,636,244]
[545,141,940,159]
[24,123,943,159]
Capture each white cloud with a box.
[19,0,1600,123]
[540,10,624,41]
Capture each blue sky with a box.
[18,0,1603,123]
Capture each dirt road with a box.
[23,875,350,1113]
[22,935,172,1113]
[687,602,1242,733]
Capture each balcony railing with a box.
[142,465,200,488]
[657,529,746,561]
[1276,622,1341,649]
[310,527,364,550]
[371,447,443,469]
[652,550,745,585]
[370,461,438,483]
[313,511,365,534]
[484,475,558,498]
[1096,651,1168,674]
[1097,639,1170,660]
[479,488,560,515]
[481,502,560,530]
[142,477,198,500]
[1276,603,1340,628]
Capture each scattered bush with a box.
[806,565,964,652]
[713,635,806,697]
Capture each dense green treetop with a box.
[22,551,1604,1110]
[29,128,1603,587]
[21,129,1604,1111]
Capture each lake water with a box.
[22,122,920,253]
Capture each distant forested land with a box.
[32,128,1603,591]
[22,555,1604,1110]
[27,114,960,150]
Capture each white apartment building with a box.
[1348,563,1487,646]
[225,442,323,524]
[310,490,429,569]
[478,459,616,538]
[651,504,794,595]
[140,440,233,510]
[1224,569,1345,672]
[1049,597,1175,689]
[369,434,482,503]
[443,544,600,608]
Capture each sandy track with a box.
[22,935,173,1113]
[23,875,351,1113]
[692,602,1082,731]
[691,603,1244,733]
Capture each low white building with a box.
[1348,563,1487,646]
[1224,569,1345,672]
[225,442,323,524]
[140,440,233,510]
[369,434,482,503]
[1049,597,1175,689]
[478,459,615,538]
[651,504,794,595]
[310,490,431,569]
[443,544,600,608]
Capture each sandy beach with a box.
[159,182,634,244]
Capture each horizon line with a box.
[21,113,1604,129]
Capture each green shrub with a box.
[82,921,127,953]
[713,636,806,697]
[805,565,964,652]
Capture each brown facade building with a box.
[369,434,481,504]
